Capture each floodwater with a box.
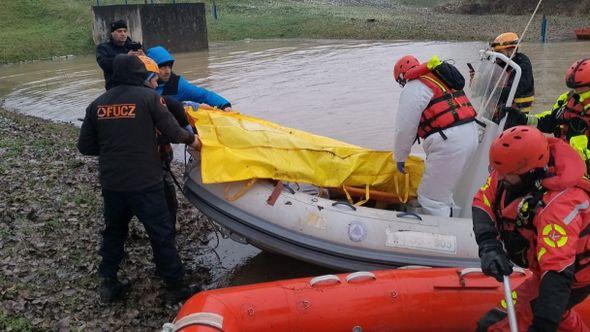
[1,39,588,287]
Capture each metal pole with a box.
[212,0,218,20]
[541,15,548,43]
[503,276,518,332]
[96,0,100,6]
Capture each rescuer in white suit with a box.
[392,55,479,217]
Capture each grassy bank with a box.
[0,0,587,64]
[206,1,587,42]
[0,108,213,330]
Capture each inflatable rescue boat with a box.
[162,267,590,331]
[182,50,522,270]
[184,156,479,270]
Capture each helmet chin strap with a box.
[503,167,547,194]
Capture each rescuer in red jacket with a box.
[473,126,590,331]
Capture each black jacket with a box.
[499,52,535,109]
[162,96,190,132]
[158,96,191,164]
[96,37,137,90]
[78,54,195,191]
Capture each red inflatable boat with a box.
[163,267,590,331]
[575,28,590,40]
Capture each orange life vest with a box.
[415,73,477,139]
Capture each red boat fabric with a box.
[169,268,590,331]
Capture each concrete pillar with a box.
[91,3,208,53]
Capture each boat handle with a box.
[310,274,341,287]
[460,267,527,278]
[283,183,296,194]
[332,201,357,211]
[161,312,224,332]
[459,267,483,277]
[398,265,432,270]
[345,271,376,283]
[396,212,422,221]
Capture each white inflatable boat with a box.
[182,50,520,271]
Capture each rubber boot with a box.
[99,278,132,303]
[165,281,202,305]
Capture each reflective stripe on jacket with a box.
[514,94,535,112]
[499,52,535,113]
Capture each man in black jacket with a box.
[78,54,201,305]
[490,32,535,114]
[96,20,144,90]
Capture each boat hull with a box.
[166,267,590,331]
[183,157,480,271]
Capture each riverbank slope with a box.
[0,107,213,330]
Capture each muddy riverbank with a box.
[0,107,216,330]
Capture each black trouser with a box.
[98,182,184,284]
[162,169,178,237]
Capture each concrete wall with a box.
[91,3,208,53]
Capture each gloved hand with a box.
[184,124,195,135]
[396,161,406,174]
[189,134,202,151]
[480,247,513,282]
[182,101,200,112]
[501,107,528,129]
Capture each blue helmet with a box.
[146,46,175,67]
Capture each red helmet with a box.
[489,126,550,176]
[394,55,420,86]
[566,58,590,89]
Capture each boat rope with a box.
[394,172,410,204]
[182,147,224,258]
[343,183,371,206]
[481,0,544,114]
[165,164,184,193]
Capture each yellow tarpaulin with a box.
[185,107,424,199]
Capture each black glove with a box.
[480,246,513,282]
[502,107,528,129]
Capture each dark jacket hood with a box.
[111,54,148,87]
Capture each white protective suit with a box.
[393,79,478,217]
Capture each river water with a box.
[1,39,588,286]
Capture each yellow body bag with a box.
[185,107,424,201]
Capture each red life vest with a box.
[559,91,590,140]
[414,73,477,139]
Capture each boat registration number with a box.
[385,230,457,254]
